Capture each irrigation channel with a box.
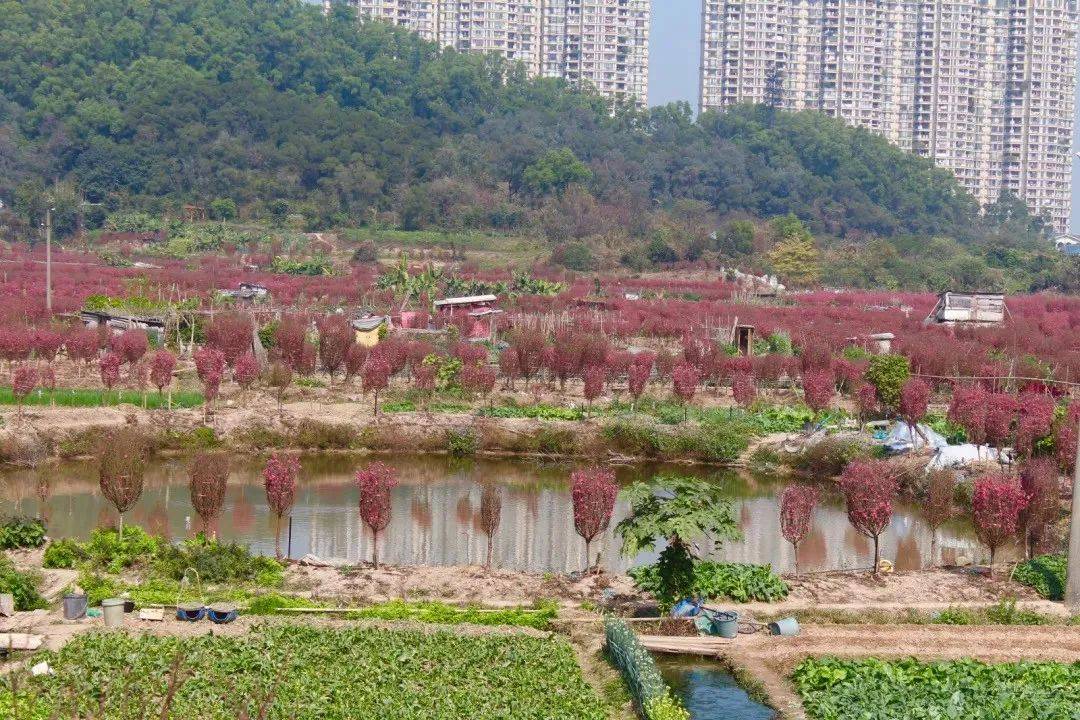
[658,656,776,719]
[4,454,998,573]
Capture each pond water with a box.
[657,656,776,720]
[3,454,994,574]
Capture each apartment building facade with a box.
[345,1,649,107]
[700,0,1079,232]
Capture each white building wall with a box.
[700,0,1079,232]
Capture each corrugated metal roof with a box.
[434,295,497,307]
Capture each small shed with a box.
[352,315,390,347]
[80,310,166,340]
[220,282,270,303]
[924,292,1006,326]
[434,294,498,317]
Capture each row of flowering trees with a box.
[778,454,1063,576]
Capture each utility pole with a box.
[1067,413,1080,611]
[45,206,54,313]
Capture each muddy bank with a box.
[0,397,768,467]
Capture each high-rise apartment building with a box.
[343,0,649,107]
[700,0,1079,232]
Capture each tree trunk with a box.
[486,536,493,570]
[118,512,124,541]
[929,532,937,569]
[584,539,592,574]
[372,530,379,569]
[274,516,282,560]
[989,546,996,578]
[793,542,800,577]
[872,534,880,575]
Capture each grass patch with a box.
[0,387,203,409]
[19,625,606,719]
[602,418,749,464]
[793,657,1079,719]
[0,555,46,611]
[761,600,1072,627]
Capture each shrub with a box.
[42,538,86,569]
[153,535,284,586]
[65,526,159,573]
[1014,554,1066,600]
[864,354,910,411]
[971,473,1028,569]
[791,436,872,476]
[0,517,47,549]
[446,428,478,457]
[0,556,46,611]
[628,561,788,606]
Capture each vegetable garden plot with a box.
[793,657,1080,720]
[10,625,607,719]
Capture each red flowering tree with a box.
[1018,457,1060,558]
[498,347,520,390]
[413,363,437,411]
[948,385,988,446]
[98,427,148,539]
[65,327,100,375]
[265,361,293,419]
[0,327,32,365]
[570,467,618,572]
[1056,402,1080,475]
[194,347,226,422]
[655,349,676,384]
[452,341,488,368]
[855,382,878,423]
[316,314,354,383]
[1015,392,1055,458]
[479,483,502,570]
[779,484,818,576]
[627,352,654,411]
[356,461,398,568]
[11,365,38,420]
[922,469,955,565]
[263,452,300,559]
[38,363,55,405]
[99,352,122,402]
[149,349,176,407]
[362,356,392,417]
[509,326,546,388]
[32,329,64,364]
[206,311,253,367]
[802,369,835,419]
[971,473,1028,573]
[274,316,309,371]
[189,452,229,538]
[672,362,700,421]
[838,459,900,574]
[234,350,260,390]
[461,363,497,403]
[984,393,1018,450]
[113,329,148,367]
[343,344,369,385]
[732,372,757,409]
[582,364,606,416]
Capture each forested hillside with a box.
[1,0,1075,291]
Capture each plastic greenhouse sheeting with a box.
[883,422,949,454]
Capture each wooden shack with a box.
[924,292,1006,326]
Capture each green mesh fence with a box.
[604,616,689,719]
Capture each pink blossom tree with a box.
[984,393,1018,450]
[99,351,122,403]
[672,362,700,422]
[1018,457,1060,558]
[1056,402,1080,475]
[113,329,148,369]
[263,452,300,559]
[194,347,226,422]
[149,349,177,407]
[779,484,818,576]
[343,344,369,385]
[234,350,260,391]
[627,352,654,411]
[274,316,308,372]
[65,327,100,376]
[206,311,253,368]
[582,364,606,416]
[570,467,619,573]
[948,385,988,447]
[802,369,835,419]
[189,452,229,538]
[11,365,38,420]
[316,314,354,383]
[923,469,955,565]
[838,459,900,574]
[509,327,546,389]
[356,462,397,568]
[971,473,1028,573]
[479,483,502,570]
[1015,392,1055,459]
[498,347,520,390]
[32,329,64,364]
[362,356,392,417]
[38,363,55,406]
[732,372,757,409]
[461,363,497,404]
[98,427,148,539]
[855,382,878,423]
